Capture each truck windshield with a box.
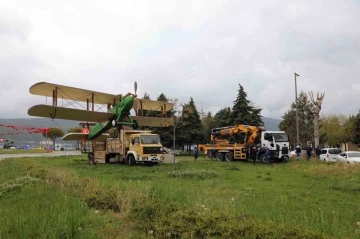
[140,135,161,144]
[272,133,288,142]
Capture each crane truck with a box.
[199,124,290,163]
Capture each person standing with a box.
[315,146,321,159]
[306,144,312,160]
[295,145,302,160]
[194,146,199,160]
[251,145,257,165]
[265,147,271,164]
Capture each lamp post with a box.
[294,73,300,146]
[172,110,177,164]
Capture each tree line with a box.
[279,91,360,148]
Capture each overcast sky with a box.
[1,0,359,120]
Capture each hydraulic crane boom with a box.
[211,124,264,145]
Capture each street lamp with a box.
[172,110,177,164]
[294,73,300,146]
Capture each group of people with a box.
[295,144,322,160]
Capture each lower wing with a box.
[62,133,110,141]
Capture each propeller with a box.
[133,81,139,116]
[134,81,137,97]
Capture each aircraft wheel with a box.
[88,153,95,164]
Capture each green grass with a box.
[1,156,360,238]
[0,148,51,154]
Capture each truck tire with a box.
[259,154,267,164]
[225,152,233,161]
[127,154,136,166]
[88,153,95,164]
[216,152,224,161]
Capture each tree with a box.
[308,92,325,148]
[230,84,263,126]
[352,111,360,144]
[150,93,173,148]
[340,115,356,143]
[319,114,346,147]
[212,107,232,128]
[279,91,313,147]
[177,97,204,152]
[68,127,82,149]
[42,127,64,149]
[201,111,216,143]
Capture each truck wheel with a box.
[88,153,95,164]
[225,152,233,161]
[259,154,266,164]
[127,154,136,166]
[216,152,224,161]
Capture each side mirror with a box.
[270,143,274,147]
[131,139,135,145]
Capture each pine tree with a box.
[150,93,173,148]
[178,97,204,152]
[201,111,216,143]
[230,84,263,126]
[279,91,313,147]
[213,107,232,128]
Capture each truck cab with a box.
[127,133,164,165]
[258,131,290,163]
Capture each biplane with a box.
[27,81,174,142]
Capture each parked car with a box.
[319,148,342,162]
[337,151,360,164]
[289,150,297,158]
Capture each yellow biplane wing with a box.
[62,133,110,141]
[28,104,115,122]
[29,82,174,113]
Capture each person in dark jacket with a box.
[315,146,321,159]
[251,145,257,165]
[265,147,271,164]
[306,144,312,160]
[295,145,302,160]
[194,146,199,160]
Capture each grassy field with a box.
[1,156,359,239]
[0,149,51,154]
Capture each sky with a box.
[0,0,360,120]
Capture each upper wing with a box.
[62,133,110,141]
[29,82,120,105]
[133,98,173,113]
[28,104,115,122]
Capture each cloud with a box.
[0,0,360,121]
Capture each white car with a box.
[337,151,360,164]
[319,148,342,162]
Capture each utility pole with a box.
[294,73,300,146]
[172,110,177,164]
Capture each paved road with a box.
[0,151,82,161]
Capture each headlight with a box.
[160,147,163,151]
